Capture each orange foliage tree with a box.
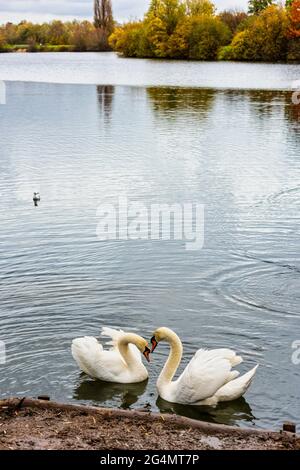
[288,0,300,38]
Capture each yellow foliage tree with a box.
[220,5,288,61]
[186,0,215,16]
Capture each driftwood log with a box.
[0,397,298,450]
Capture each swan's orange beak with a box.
[151,336,158,353]
[143,346,151,363]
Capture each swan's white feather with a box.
[155,329,258,406]
[101,327,124,347]
[213,365,259,403]
[71,327,147,383]
[71,336,127,382]
[171,349,234,404]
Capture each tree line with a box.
[0,0,299,62]
[0,0,114,52]
[109,0,300,62]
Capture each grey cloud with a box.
[0,1,93,16]
[0,0,248,23]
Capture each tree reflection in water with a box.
[97,85,115,123]
[147,87,216,119]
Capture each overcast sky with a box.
[0,1,249,24]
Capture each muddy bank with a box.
[0,398,298,450]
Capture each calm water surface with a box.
[0,55,300,429]
[0,52,300,89]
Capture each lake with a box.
[0,51,300,89]
[0,53,300,430]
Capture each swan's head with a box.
[136,337,151,363]
[151,327,176,353]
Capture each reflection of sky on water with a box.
[1,53,300,89]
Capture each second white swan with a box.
[72,327,150,384]
[150,327,258,406]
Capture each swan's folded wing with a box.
[214,365,259,402]
[72,336,104,377]
[72,336,129,381]
[174,349,233,403]
[194,348,243,367]
[101,327,125,350]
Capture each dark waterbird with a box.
[33,192,40,207]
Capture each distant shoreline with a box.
[0,49,298,64]
[0,45,104,53]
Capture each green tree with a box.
[248,0,274,14]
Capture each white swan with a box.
[72,327,150,384]
[150,327,258,406]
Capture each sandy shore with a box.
[0,398,298,451]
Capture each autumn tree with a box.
[287,0,300,37]
[248,0,274,14]
[109,22,152,57]
[188,16,230,59]
[143,0,186,57]
[0,30,6,50]
[186,0,215,16]
[108,0,293,62]
[148,0,160,15]
[219,10,248,35]
[94,0,114,34]
[146,0,185,35]
[47,20,69,45]
[221,5,288,61]
[167,14,230,59]
[0,17,111,52]
[1,23,18,44]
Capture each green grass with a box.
[0,44,28,52]
[40,44,75,52]
[0,44,75,53]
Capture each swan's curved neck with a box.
[158,331,183,387]
[118,334,141,371]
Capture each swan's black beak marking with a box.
[143,347,151,363]
[151,336,158,353]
